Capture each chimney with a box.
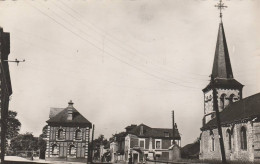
[172,110,175,143]
[67,100,74,121]
[140,125,144,135]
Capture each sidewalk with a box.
[3,156,88,164]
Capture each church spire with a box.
[211,22,233,79]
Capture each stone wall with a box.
[200,121,255,162]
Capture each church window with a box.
[240,127,247,150]
[211,136,215,151]
[220,94,227,110]
[226,129,232,150]
[69,145,76,155]
[209,130,215,152]
[75,129,81,140]
[52,144,59,155]
[229,94,235,103]
[58,129,65,140]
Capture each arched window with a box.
[52,144,59,155]
[229,94,235,103]
[220,94,227,110]
[58,129,64,140]
[211,136,215,151]
[69,145,76,156]
[75,129,81,140]
[240,127,247,150]
[226,129,232,150]
[209,130,215,151]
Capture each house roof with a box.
[127,124,181,140]
[201,93,260,130]
[46,101,92,127]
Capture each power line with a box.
[26,1,202,89]
[56,0,210,80]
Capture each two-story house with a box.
[45,100,92,162]
[113,124,181,163]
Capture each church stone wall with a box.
[204,90,213,124]
[200,122,254,162]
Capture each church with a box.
[199,3,260,162]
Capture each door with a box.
[133,154,138,164]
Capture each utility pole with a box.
[90,124,95,164]
[212,76,226,163]
[172,110,175,144]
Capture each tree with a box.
[89,134,110,161]
[38,125,48,159]
[10,132,38,153]
[0,110,21,140]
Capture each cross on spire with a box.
[215,0,228,22]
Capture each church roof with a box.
[201,93,260,130]
[203,78,243,92]
[127,124,181,140]
[203,23,243,92]
[46,101,92,127]
[212,23,233,79]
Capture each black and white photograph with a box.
[0,0,259,163]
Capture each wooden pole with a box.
[172,110,175,144]
[91,124,95,163]
[212,78,226,163]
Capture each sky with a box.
[0,0,259,146]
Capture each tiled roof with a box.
[128,124,181,140]
[201,93,260,130]
[46,105,92,127]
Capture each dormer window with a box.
[164,132,170,137]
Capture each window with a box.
[211,136,215,151]
[139,139,145,149]
[69,145,76,155]
[155,139,162,149]
[240,127,247,150]
[226,129,232,150]
[75,129,81,140]
[52,144,59,155]
[164,132,170,137]
[58,129,64,140]
[229,94,235,103]
[220,94,227,110]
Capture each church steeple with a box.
[212,23,233,79]
[202,1,244,125]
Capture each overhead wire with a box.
[26,1,203,89]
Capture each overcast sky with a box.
[0,0,259,146]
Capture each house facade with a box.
[0,27,12,161]
[111,124,181,163]
[199,21,260,162]
[45,101,92,162]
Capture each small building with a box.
[110,124,181,163]
[45,100,92,162]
